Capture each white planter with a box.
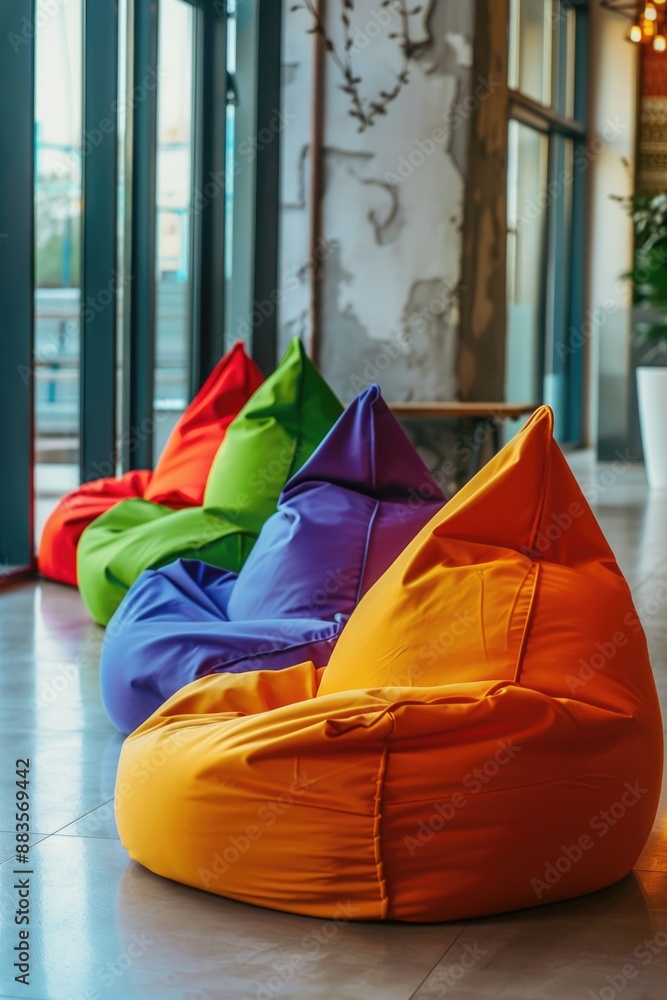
[637,366,667,490]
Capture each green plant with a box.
[614,190,667,345]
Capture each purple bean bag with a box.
[100,385,446,733]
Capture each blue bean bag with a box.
[100,385,446,732]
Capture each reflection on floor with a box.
[0,461,666,1000]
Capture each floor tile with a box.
[0,836,461,1000]
[56,800,120,840]
[411,874,667,999]
[0,727,123,835]
[0,466,666,999]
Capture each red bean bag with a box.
[37,342,263,586]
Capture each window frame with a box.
[0,0,36,581]
[0,0,282,576]
[507,0,589,445]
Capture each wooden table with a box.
[388,401,537,478]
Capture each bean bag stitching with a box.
[355,501,381,603]
[344,687,635,722]
[373,723,392,919]
[510,561,540,686]
[477,570,489,663]
[528,414,552,554]
[513,561,541,687]
[389,773,614,806]
[197,626,344,676]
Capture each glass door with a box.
[153,0,197,456]
[34,0,83,546]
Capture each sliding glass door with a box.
[0,0,282,580]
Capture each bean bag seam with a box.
[386,773,611,806]
[528,417,552,552]
[373,726,392,919]
[513,561,541,686]
[200,626,344,676]
[355,501,381,604]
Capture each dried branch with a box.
[291,0,427,132]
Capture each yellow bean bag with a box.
[115,406,663,922]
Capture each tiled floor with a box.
[1,462,666,1000]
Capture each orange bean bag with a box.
[115,406,663,922]
[38,342,263,586]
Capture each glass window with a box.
[506,0,587,444]
[1,0,271,569]
[557,5,577,119]
[34,0,83,543]
[508,0,554,106]
[154,0,196,453]
[506,121,550,409]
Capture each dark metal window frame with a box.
[230,0,282,375]
[121,0,159,470]
[81,0,120,482]
[120,0,282,469]
[0,0,36,580]
[508,0,589,445]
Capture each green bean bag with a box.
[77,339,343,625]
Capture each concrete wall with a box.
[278,0,476,404]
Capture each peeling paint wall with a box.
[278,0,477,403]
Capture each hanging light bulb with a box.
[655,0,666,6]
[645,2,658,20]
[655,32,667,49]
[630,22,644,40]
[643,14,657,34]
